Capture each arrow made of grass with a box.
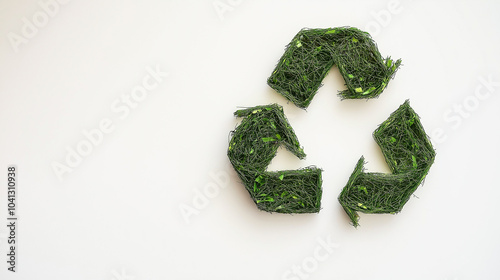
[268,27,401,109]
[228,104,322,213]
[338,100,435,227]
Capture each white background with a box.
[1,0,499,279]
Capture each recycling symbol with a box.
[227,27,435,227]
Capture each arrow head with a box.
[230,104,306,168]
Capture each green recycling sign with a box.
[227,27,435,227]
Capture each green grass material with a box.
[268,27,401,109]
[338,100,435,227]
[228,104,323,213]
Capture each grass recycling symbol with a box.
[227,27,435,227]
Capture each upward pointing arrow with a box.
[228,104,322,213]
[268,27,401,109]
[338,100,436,227]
